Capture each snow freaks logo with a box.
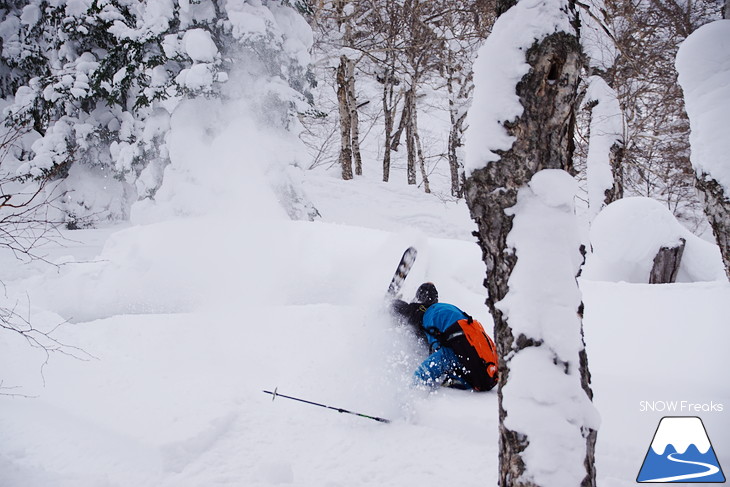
[637,416,726,483]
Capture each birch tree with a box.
[676,19,730,280]
[463,0,599,483]
[315,0,366,180]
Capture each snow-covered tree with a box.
[574,0,625,216]
[1,0,316,227]
[594,0,721,229]
[676,19,730,280]
[579,75,624,218]
[463,0,599,483]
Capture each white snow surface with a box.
[676,20,730,193]
[1,163,729,486]
[465,0,573,174]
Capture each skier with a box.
[391,282,498,391]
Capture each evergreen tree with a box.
[1,0,314,226]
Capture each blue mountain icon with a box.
[637,417,726,483]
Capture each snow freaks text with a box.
[639,401,724,413]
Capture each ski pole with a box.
[262,388,391,424]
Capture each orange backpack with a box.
[440,316,499,391]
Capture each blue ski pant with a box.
[413,347,468,388]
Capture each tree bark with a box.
[346,58,363,176]
[605,141,625,205]
[390,95,408,153]
[446,51,461,198]
[696,175,730,280]
[448,113,463,197]
[447,64,472,198]
[649,237,686,283]
[337,56,353,180]
[333,1,357,181]
[382,68,396,182]
[464,17,597,487]
[404,88,417,186]
[411,92,430,193]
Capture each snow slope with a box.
[1,169,729,487]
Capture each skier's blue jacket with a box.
[414,303,469,386]
[421,302,466,349]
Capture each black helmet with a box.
[415,282,438,306]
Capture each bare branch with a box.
[0,380,37,398]
[0,296,96,390]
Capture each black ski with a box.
[386,247,417,298]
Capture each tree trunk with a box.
[605,141,624,205]
[448,109,462,197]
[391,91,409,153]
[696,175,730,280]
[467,31,582,311]
[411,93,430,193]
[464,10,597,487]
[382,69,396,182]
[649,237,686,283]
[447,59,474,198]
[404,88,417,186]
[447,78,468,197]
[446,53,461,198]
[337,56,353,180]
[346,58,363,176]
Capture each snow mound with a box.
[583,197,726,283]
